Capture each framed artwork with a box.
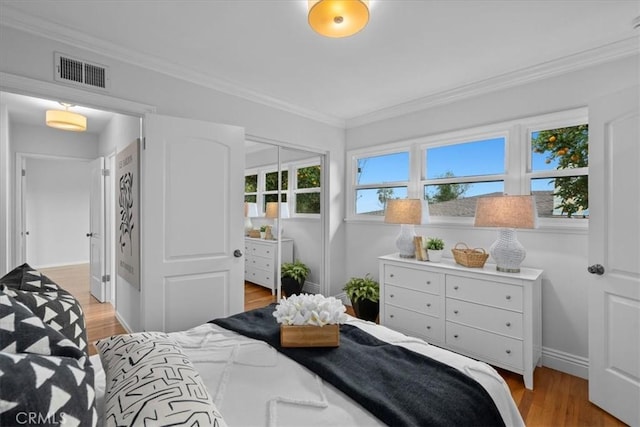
[116,139,140,289]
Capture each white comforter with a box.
[93,316,524,427]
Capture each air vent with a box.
[54,52,110,91]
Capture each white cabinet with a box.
[245,238,293,293]
[379,254,542,389]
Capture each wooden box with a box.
[280,324,340,348]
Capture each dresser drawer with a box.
[446,298,523,339]
[446,276,523,312]
[384,265,442,294]
[250,244,275,259]
[248,269,273,287]
[446,322,523,370]
[384,305,444,343]
[385,284,440,317]
[250,256,274,271]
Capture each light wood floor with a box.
[41,264,626,427]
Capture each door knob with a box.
[233,249,243,258]
[86,232,93,237]
[588,264,605,275]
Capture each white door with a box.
[588,86,640,426]
[142,114,245,332]
[89,157,106,302]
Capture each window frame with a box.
[346,107,588,229]
[292,160,322,218]
[348,144,413,221]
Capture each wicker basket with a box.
[451,242,489,268]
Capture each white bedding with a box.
[92,316,524,427]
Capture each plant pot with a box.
[260,231,266,239]
[352,298,379,322]
[428,249,444,262]
[281,276,304,297]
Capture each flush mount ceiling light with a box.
[308,0,369,38]
[46,103,87,132]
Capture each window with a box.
[263,170,287,211]
[346,107,588,225]
[354,151,409,215]
[244,174,257,203]
[423,137,506,217]
[294,164,321,215]
[529,124,588,218]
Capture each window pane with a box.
[265,171,288,191]
[531,124,588,172]
[297,165,321,189]
[426,137,505,179]
[263,194,287,211]
[357,152,409,185]
[425,181,504,217]
[531,176,588,218]
[296,192,320,214]
[356,187,408,215]
[244,195,256,203]
[245,174,257,193]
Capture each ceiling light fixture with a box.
[46,103,87,132]
[308,0,369,38]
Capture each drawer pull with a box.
[453,334,459,339]
[453,310,458,314]
[389,314,395,318]
[390,294,395,298]
[390,273,395,278]
[453,286,459,290]
[506,295,511,300]
[426,281,431,285]
[506,322,511,327]
[426,325,431,330]
[426,303,431,308]
[506,349,511,354]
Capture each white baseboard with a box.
[301,281,320,295]
[115,311,133,334]
[35,261,90,269]
[541,346,588,379]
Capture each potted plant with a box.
[259,225,267,239]
[343,274,379,322]
[280,260,310,297]
[426,237,445,262]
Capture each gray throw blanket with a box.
[211,305,506,427]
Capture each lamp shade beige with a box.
[474,195,537,229]
[308,0,369,38]
[384,199,423,225]
[265,202,290,219]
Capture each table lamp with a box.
[474,195,537,273]
[384,199,427,258]
[265,202,289,239]
[244,202,259,235]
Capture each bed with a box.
[1,264,524,427]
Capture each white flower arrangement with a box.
[273,294,347,327]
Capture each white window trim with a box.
[346,107,589,229]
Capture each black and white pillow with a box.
[0,352,97,427]
[0,290,96,427]
[0,288,84,359]
[96,332,227,427]
[2,286,88,353]
[0,263,61,292]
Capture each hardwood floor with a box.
[41,264,626,427]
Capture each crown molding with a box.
[346,36,639,129]
[0,6,346,129]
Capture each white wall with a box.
[0,104,9,275]
[25,157,90,267]
[344,55,639,377]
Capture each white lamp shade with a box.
[46,109,87,132]
[244,202,259,218]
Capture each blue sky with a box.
[356,135,560,213]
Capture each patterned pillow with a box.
[0,352,97,427]
[0,288,84,359]
[96,332,227,427]
[0,263,61,292]
[2,286,88,353]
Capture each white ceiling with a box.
[1,1,638,129]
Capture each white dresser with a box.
[245,238,293,293]
[379,254,542,389]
